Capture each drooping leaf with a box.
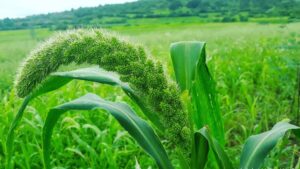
[170,42,225,145]
[6,75,72,168]
[240,121,300,169]
[6,67,164,168]
[191,128,209,169]
[30,76,72,99]
[196,127,234,169]
[47,67,163,129]
[42,93,173,169]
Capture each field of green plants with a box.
[0,22,300,168]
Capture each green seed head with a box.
[15,29,191,158]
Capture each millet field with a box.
[0,22,300,168]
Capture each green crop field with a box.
[1,22,300,168]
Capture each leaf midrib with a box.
[243,125,295,168]
[97,101,169,169]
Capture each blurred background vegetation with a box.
[0,0,300,168]
[1,0,300,31]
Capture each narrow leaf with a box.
[191,61,224,145]
[197,127,234,169]
[171,41,203,91]
[191,129,209,169]
[43,93,173,169]
[7,67,164,167]
[5,96,31,169]
[171,42,225,145]
[47,67,164,129]
[240,121,300,169]
[30,67,163,130]
[52,67,133,93]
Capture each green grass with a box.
[249,17,290,24]
[0,22,300,168]
[0,29,51,95]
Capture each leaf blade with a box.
[7,67,164,168]
[43,93,173,169]
[170,41,203,91]
[196,127,234,169]
[240,121,300,169]
[191,129,209,169]
[44,67,164,129]
[171,42,225,145]
[5,96,31,169]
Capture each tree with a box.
[169,1,183,10]
[240,0,250,11]
[3,18,14,27]
[187,0,201,9]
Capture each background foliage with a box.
[0,0,300,168]
[0,22,299,168]
[0,0,300,30]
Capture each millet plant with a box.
[6,29,300,169]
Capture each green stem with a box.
[6,95,31,169]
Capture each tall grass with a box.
[0,23,300,168]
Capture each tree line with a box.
[0,0,299,30]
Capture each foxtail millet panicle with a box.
[14,29,191,158]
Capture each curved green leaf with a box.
[191,129,209,169]
[171,42,225,145]
[197,127,234,169]
[25,67,131,99]
[50,67,163,130]
[43,93,173,169]
[6,73,72,168]
[171,41,202,91]
[240,121,300,169]
[52,67,133,93]
[6,67,164,168]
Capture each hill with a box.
[1,0,300,30]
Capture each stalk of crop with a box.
[9,29,300,169]
[14,29,191,158]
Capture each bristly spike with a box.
[14,29,191,159]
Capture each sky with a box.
[0,0,136,19]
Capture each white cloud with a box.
[0,0,136,19]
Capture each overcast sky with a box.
[0,0,136,19]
